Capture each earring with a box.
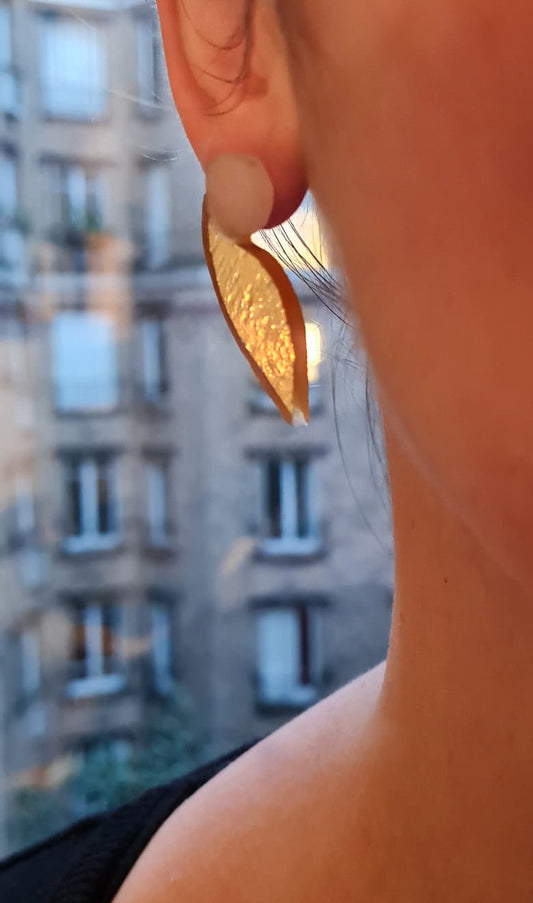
[202,154,309,425]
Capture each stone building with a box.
[0,0,393,854]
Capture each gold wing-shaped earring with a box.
[202,197,309,425]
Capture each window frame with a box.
[12,472,36,546]
[258,454,321,557]
[135,13,161,110]
[62,453,120,553]
[141,162,172,269]
[0,3,18,117]
[149,595,174,695]
[39,13,108,121]
[255,602,323,709]
[47,161,108,232]
[19,624,47,736]
[66,598,124,698]
[139,316,168,406]
[51,310,119,414]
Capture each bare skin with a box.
[114,663,386,903]
[115,0,533,899]
[115,426,533,903]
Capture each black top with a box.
[0,740,257,903]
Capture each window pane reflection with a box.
[0,0,393,859]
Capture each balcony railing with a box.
[38,228,129,275]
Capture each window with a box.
[0,149,16,223]
[20,627,40,701]
[136,15,161,108]
[6,316,27,386]
[63,455,119,552]
[256,605,321,707]
[46,162,107,233]
[149,597,173,694]
[145,459,170,547]
[259,456,320,555]
[140,317,167,404]
[0,4,17,116]
[19,626,46,737]
[39,16,107,119]
[51,312,119,412]
[143,164,171,268]
[67,599,123,697]
[0,150,25,275]
[6,317,34,428]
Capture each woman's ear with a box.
[155,0,307,225]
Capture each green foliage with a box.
[71,688,205,813]
[48,211,109,247]
[8,687,205,853]
[130,687,205,791]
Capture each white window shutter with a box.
[141,319,163,401]
[257,609,299,701]
[146,461,167,543]
[150,602,172,693]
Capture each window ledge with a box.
[255,687,319,715]
[54,405,123,418]
[65,673,125,699]
[40,112,110,125]
[255,537,325,562]
[61,534,122,556]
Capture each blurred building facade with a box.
[0,0,393,854]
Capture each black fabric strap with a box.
[49,741,256,903]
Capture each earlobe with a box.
[155,0,307,226]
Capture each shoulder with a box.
[112,662,386,903]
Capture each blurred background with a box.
[0,0,393,855]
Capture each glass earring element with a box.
[202,197,309,425]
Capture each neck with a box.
[381,419,533,742]
[373,416,533,893]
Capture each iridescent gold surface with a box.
[206,219,296,416]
